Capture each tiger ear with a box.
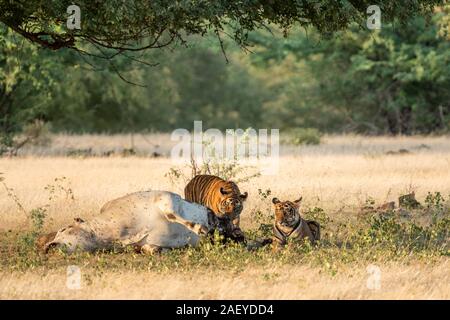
[240,192,248,201]
[293,196,303,208]
[272,197,280,204]
[220,187,229,195]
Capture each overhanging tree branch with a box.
[0,0,444,55]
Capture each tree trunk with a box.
[399,106,412,135]
[381,109,398,135]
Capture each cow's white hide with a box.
[44,191,214,254]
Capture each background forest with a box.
[1,6,449,151]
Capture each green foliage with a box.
[425,191,445,211]
[1,175,76,261]
[425,191,447,224]
[0,6,449,139]
[246,189,274,239]
[0,26,61,153]
[303,206,331,228]
[353,213,448,254]
[46,45,270,133]
[15,205,48,261]
[29,207,47,232]
[0,0,442,53]
[253,10,450,134]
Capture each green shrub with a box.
[281,128,322,145]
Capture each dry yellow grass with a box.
[1,260,448,299]
[0,134,449,299]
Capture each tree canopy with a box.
[250,8,450,134]
[0,26,61,151]
[0,0,444,58]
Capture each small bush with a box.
[303,206,331,228]
[281,128,322,145]
[1,174,75,261]
[165,128,261,185]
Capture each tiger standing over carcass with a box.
[271,196,320,251]
[184,174,248,243]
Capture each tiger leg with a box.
[305,220,321,243]
[232,216,240,228]
[229,216,246,242]
[271,238,284,252]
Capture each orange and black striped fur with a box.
[184,175,248,242]
[272,196,320,251]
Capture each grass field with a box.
[0,134,449,299]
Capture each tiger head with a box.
[216,183,248,221]
[272,196,302,230]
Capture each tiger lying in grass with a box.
[271,196,320,251]
[246,196,321,251]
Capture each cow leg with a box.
[162,211,208,236]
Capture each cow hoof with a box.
[198,225,209,236]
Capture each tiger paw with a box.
[230,228,246,243]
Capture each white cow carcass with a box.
[43,191,222,254]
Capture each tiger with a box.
[271,196,320,251]
[184,174,248,242]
